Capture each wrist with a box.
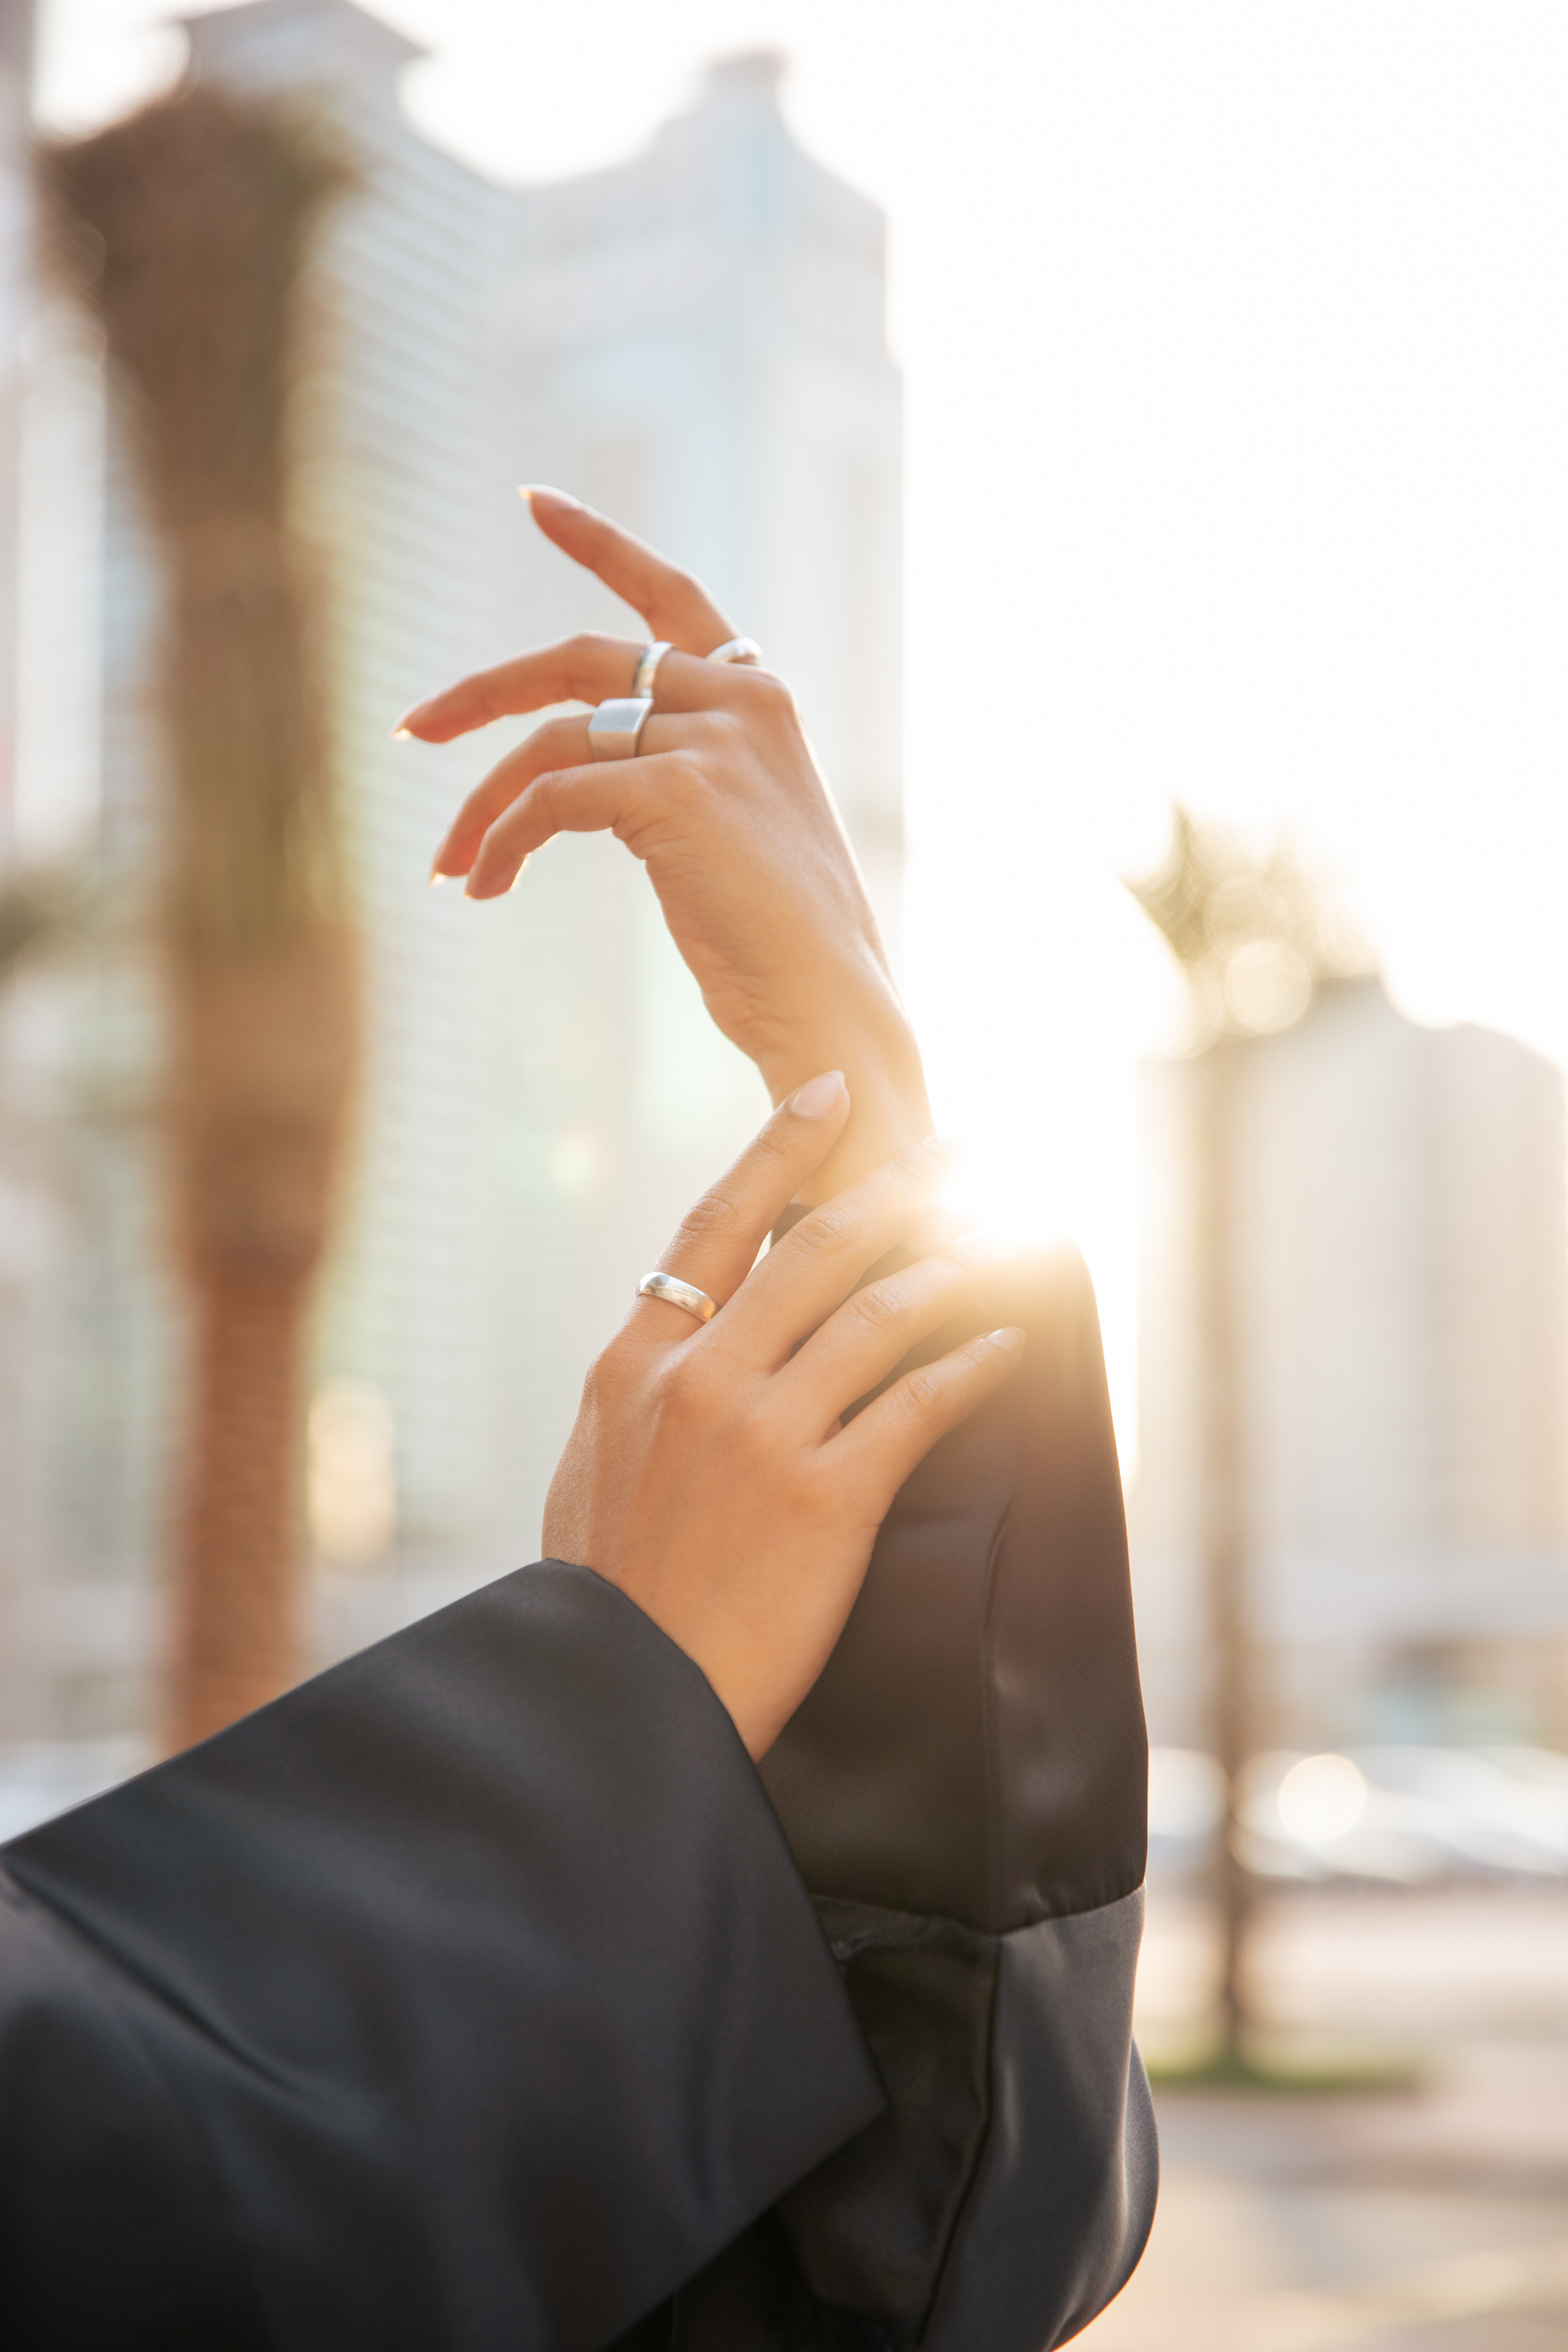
[760,1004,932,1203]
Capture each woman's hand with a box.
[397,489,930,1203]
[542,1072,1023,1760]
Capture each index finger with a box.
[630,1073,852,1338]
[523,486,737,653]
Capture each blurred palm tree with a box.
[46,88,356,1749]
[1128,804,1372,2066]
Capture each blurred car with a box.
[1149,1743,1568,1882]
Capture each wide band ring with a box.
[636,1270,718,1324]
[630,640,673,697]
[589,697,654,760]
[706,636,764,666]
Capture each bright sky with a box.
[36,1,1568,1469]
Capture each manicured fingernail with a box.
[520,484,582,512]
[394,701,430,735]
[392,725,413,741]
[787,1070,848,1119]
[986,1326,1027,1354]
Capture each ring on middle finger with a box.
[589,697,654,760]
[630,640,673,697]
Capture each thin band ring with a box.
[637,1270,718,1324]
[589,697,654,760]
[630,640,673,697]
[707,636,764,666]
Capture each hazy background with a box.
[38,0,1568,1473]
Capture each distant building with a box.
[0,0,904,1738]
[0,0,29,850]
[1132,976,1568,1750]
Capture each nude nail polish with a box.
[788,1070,848,1119]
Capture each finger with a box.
[452,729,724,897]
[398,637,760,747]
[630,1074,852,1336]
[831,1326,1027,1499]
[781,1233,1016,1432]
[430,713,594,879]
[523,486,737,653]
[721,1136,962,1363]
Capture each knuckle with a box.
[895,1362,948,1422]
[792,1199,864,1261]
[670,1186,743,1254]
[582,1342,634,1409]
[658,749,708,806]
[655,1349,747,1439]
[726,1395,776,1463]
[845,1278,907,1336]
[664,565,709,612]
[535,713,583,760]
[742,669,795,723]
[653,1350,710,1422]
[564,632,619,694]
[684,710,738,752]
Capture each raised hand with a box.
[398,489,931,1201]
[542,1073,1023,1758]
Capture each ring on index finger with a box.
[637,1270,718,1324]
[588,697,654,760]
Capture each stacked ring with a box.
[630,640,673,697]
[588,698,654,760]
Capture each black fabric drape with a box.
[1,1567,882,2351]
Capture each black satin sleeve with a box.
[662,1236,1158,2352]
[0,1562,884,2352]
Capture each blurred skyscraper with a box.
[1133,976,1568,1750]
[0,0,29,844]
[0,0,903,1737]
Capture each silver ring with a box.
[637,1270,717,1324]
[706,636,764,666]
[630,640,673,697]
[589,697,654,760]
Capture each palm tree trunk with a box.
[169,1266,311,1746]
[45,93,355,1749]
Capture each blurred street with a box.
[1086,1886,1568,2349]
